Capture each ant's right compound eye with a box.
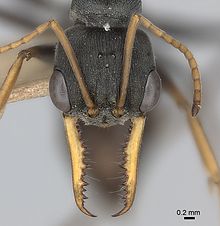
[140,70,161,114]
[49,69,71,113]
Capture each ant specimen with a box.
[0,0,219,217]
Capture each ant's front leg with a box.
[162,74,220,193]
[0,45,53,118]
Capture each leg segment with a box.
[0,78,48,119]
[8,79,49,103]
[114,14,201,117]
[163,76,220,189]
[0,46,49,115]
[0,20,97,116]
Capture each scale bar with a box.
[184,217,196,220]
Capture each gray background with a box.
[0,0,220,225]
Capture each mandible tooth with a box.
[112,117,146,217]
[64,115,97,217]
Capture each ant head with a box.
[70,0,142,28]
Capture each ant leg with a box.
[0,79,49,119]
[163,75,220,191]
[138,14,201,117]
[0,46,50,118]
[0,109,4,119]
[8,79,49,103]
[7,45,54,104]
[0,20,97,116]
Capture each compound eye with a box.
[49,69,71,113]
[140,70,161,114]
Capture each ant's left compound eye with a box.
[49,69,71,113]
[140,70,161,114]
